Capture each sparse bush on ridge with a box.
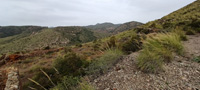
[137,32,184,73]
[53,52,88,76]
[172,28,188,41]
[86,49,123,77]
[186,29,196,35]
[107,36,116,48]
[120,35,142,54]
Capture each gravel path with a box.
[92,35,200,90]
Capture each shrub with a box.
[173,29,188,41]
[186,29,195,35]
[76,43,83,47]
[44,46,50,50]
[120,35,142,54]
[50,76,79,90]
[92,41,101,51]
[63,47,72,53]
[86,49,123,77]
[196,28,200,33]
[76,79,95,90]
[23,68,60,90]
[107,36,116,48]
[192,56,200,63]
[50,77,95,90]
[137,48,164,73]
[53,52,88,76]
[137,33,184,73]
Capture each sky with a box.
[0,0,196,27]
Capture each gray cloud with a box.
[0,0,196,26]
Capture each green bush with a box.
[107,36,116,48]
[92,40,101,51]
[76,79,95,90]
[76,43,83,47]
[120,35,141,54]
[63,47,72,53]
[50,76,79,90]
[173,28,188,41]
[192,56,200,63]
[23,68,60,90]
[196,28,200,33]
[137,33,184,73]
[53,52,88,76]
[186,29,195,35]
[137,48,164,73]
[51,77,95,90]
[86,49,123,76]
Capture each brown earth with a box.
[0,70,7,90]
[91,34,200,90]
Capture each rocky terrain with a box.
[91,34,200,90]
[0,67,19,90]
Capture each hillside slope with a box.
[91,0,200,89]
[92,35,200,90]
[0,26,96,54]
[142,0,200,31]
[112,21,143,34]
[0,26,46,38]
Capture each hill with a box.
[86,22,120,32]
[86,21,143,35]
[141,0,200,32]
[0,26,96,54]
[0,26,47,38]
[112,21,143,34]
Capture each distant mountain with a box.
[0,26,96,54]
[0,20,143,54]
[112,21,143,34]
[86,22,120,30]
[0,26,47,38]
[86,21,143,35]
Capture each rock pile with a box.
[4,67,19,90]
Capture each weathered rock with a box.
[5,67,20,90]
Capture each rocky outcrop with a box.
[4,67,20,90]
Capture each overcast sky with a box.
[0,0,196,26]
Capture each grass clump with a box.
[186,29,196,35]
[120,35,142,54]
[173,28,188,41]
[86,49,123,76]
[137,33,184,73]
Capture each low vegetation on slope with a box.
[86,49,123,77]
[22,48,124,90]
[0,26,96,54]
[142,0,200,33]
[0,26,46,38]
[137,32,184,73]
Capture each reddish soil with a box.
[0,70,7,90]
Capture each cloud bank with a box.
[0,0,196,26]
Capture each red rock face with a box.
[7,54,21,62]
